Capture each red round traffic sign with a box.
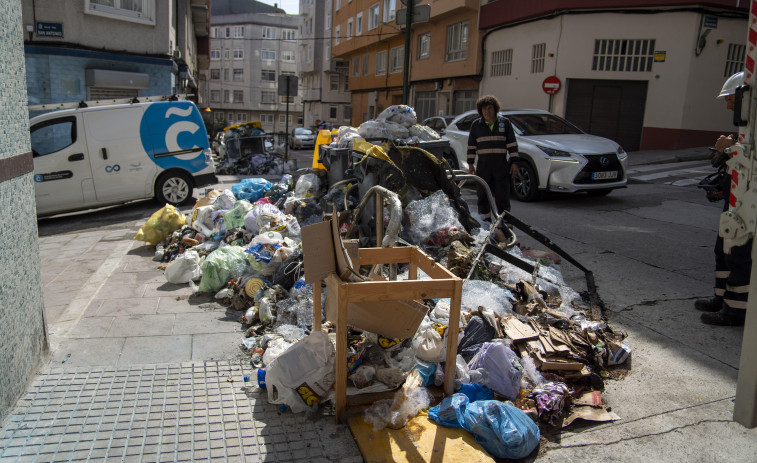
[542,76,561,95]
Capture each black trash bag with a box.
[457,315,496,362]
[271,250,304,291]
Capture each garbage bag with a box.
[294,173,320,198]
[244,203,284,235]
[457,316,495,362]
[271,250,304,291]
[197,246,249,293]
[412,323,446,363]
[376,105,417,128]
[358,120,391,139]
[428,392,469,429]
[232,178,273,202]
[462,400,540,460]
[134,204,186,246]
[467,342,522,400]
[165,249,202,284]
[223,200,254,231]
[265,332,336,413]
[213,189,237,210]
[409,124,440,141]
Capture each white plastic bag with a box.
[165,250,202,284]
[213,189,237,211]
[294,173,319,198]
[412,325,446,363]
[265,332,336,413]
[262,337,294,366]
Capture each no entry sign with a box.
[542,76,561,95]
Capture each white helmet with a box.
[718,71,744,98]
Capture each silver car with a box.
[289,127,316,149]
[442,109,628,201]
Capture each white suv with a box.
[442,109,628,201]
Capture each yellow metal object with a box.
[348,414,495,462]
[222,120,262,132]
[311,129,338,170]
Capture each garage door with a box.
[565,79,647,151]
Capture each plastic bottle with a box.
[257,368,267,388]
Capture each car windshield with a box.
[506,114,583,136]
[295,128,314,135]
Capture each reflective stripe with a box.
[478,148,508,155]
[724,298,749,309]
[467,145,476,150]
[478,136,507,143]
[726,283,750,293]
[715,288,726,296]
[506,142,518,148]
[715,271,730,278]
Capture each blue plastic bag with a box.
[428,393,468,429]
[232,178,273,202]
[458,383,494,403]
[462,400,540,460]
[412,362,437,387]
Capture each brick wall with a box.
[0,0,47,424]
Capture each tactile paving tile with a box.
[0,361,362,463]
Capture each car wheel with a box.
[155,171,192,206]
[443,153,459,170]
[511,162,539,202]
[587,188,612,197]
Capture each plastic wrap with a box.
[402,190,464,246]
[409,124,440,141]
[376,105,417,127]
[294,173,320,198]
[358,120,391,139]
[223,200,254,231]
[212,189,237,211]
[243,203,284,235]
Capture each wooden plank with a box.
[501,316,538,342]
[444,280,462,397]
[541,358,585,371]
[358,247,413,265]
[313,281,322,332]
[336,288,348,424]
[343,279,458,301]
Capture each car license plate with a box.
[593,171,618,180]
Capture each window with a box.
[282,29,296,41]
[390,45,403,74]
[233,69,243,81]
[362,53,369,75]
[233,49,244,60]
[592,39,655,72]
[344,75,349,91]
[225,27,231,38]
[261,91,276,104]
[260,114,274,124]
[415,91,436,121]
[279,114,293,123]
[211,27,220,38]
[491,49,513,77]
[383,0,396,23]
[330,105,337,118]
[726,43,746,77]
[347,18,353,40]
[335,25,341,45]
[281,50,295,62]
[325,43,331,60]
[227,112,234,121]
[210,90,220,102]
[262,27,276,39]
[216,112,224,122]
[453,90,476,115]
[280,96,294,104]
[344,105,351,120]
[30,117,77,157]
[353,56,360,77]
[326,12,331,30]
[376,50,387,75]
[223,69,230,81]
[262,49,276,60]
[331,74,339,91]
[336,0,341,9]
[234,26,244,38]
[356,12,363,36]
[446,21,468,62]
[210,69,220,80]
[86,0,155,25]
[210,49,220,60]
[238,113,247,122]
[531,43,546,73]
[369,4,380,30]
[262,69,276,81]
[224,48,230,60]
[418,33,430,60]
[224,90,230,103]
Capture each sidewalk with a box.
[626,146,711,167]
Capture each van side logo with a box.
[139,102,209,174]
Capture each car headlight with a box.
[536,145,573,157]
[617,146,628,160]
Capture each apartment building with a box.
[22,0,209,109]
[331,0,481,125]
[204,0,303,135]
[299,0,352,129]
[478,0,748,150]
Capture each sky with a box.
[257,0,300,15]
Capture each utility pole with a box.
[402,2,413,105]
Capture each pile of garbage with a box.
[134,106,631,459]
[215,121,295,176]
[332,104,441,150]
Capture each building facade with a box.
[22,0,209,111]
[1,0,46,423]
[203,0,303,135]
[478,1,748,150]
[299,0,351,129]
[331,0,481,125]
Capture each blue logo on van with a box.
[139,102,210,173]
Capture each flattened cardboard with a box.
[301,220,336,284]
[325,292,428,339]
[562,406,621,427]
[501,315,538,342]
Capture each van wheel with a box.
[511,162,539,202]
[156,172,192,206]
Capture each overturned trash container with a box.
[319,145,352,188]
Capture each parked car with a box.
[212,132,227,158]
[289,127,316,149]
[421,115,456,135]
[442,109,628,201]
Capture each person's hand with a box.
[510,162,519,178]
[715,135,734,153]
[468,165,475,175]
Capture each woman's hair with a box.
[476,95,501,118]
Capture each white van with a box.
[29,99,217,216]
